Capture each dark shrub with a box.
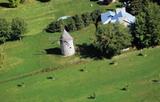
[0,18,10,44]
[91,9,102,23]
[10,17,27,40]
[73,15,84,30]
[46,20,63,33]
[63,17,77,32]
[81,12,92,27]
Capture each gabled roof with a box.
[60,29,73,41]
[101,7,136,25]
[101,11,115,24]
[123,13,136,23]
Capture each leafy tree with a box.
[73,15,84,30]
[132,2,160,48]
[0,18,10,44]
[10,17,27,40]
[95,23,132,58]
[81,12,92,27]
[8,0,21,8]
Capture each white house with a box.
[60,29,75,56]
[101,7,136,26]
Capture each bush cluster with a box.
[46,9,102,33]
[95,23,132,58]
[0,18,27,44]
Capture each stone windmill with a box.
[60,29,75,56]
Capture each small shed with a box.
[60,29,75,56]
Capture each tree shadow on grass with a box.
[45,47,61,55]
[0,3,10,8]
[76,43,103,60]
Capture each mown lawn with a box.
[0,0,160,102]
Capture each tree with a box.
[10,17,27,40]
[8,0,21,8]
[0,18,10,44]
[132,2,160,48]
[81,12,92,27]
[73,15,84,30]
[95,23,132,58]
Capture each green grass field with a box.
[0,0,160,102]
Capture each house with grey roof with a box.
[101,7,136,26]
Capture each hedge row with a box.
[46,9,102,33]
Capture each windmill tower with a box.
[60,29,75,56]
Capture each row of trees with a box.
[0,18,27,44]
[46,9,101,33]
[94,0,160,58]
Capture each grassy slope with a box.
[0,46,160,102]
[0,0,160,102]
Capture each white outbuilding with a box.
[60,29,75,56]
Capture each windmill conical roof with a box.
[60,29,73,41]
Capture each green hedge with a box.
[46,9,102,33]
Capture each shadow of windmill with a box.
[45,47,61,55]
